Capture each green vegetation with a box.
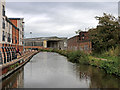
[67,51,89,64]
[88,13,120,54]
[87,13,120,76]
[89,56,120,76]
[39,48,53,52]
[8,62,20,71]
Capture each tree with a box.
[75,29,82,34]
[89,13,120,53]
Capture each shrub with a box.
[104,46,120,57]
[67,50,89,64]
[67,50,81,63]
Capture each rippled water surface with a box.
[2,52,120,88]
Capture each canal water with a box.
[2,52,120,88]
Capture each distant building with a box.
[24,36,67,50]
[0,0,24,64]
[67,31,92,53]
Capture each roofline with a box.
[79,31,88,33]
[8,18,24,20]
[68,35,79,40]
[6,16,19,30]
[24,36,68,40]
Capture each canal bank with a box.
[2,52,120,88]
[0,50,39,80]
[39,49,120,77]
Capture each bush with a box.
[67,51,81,63]
[67,50,89,64]
[104,46,120,57]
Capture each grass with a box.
[88,56,120,76]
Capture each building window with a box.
[82,37,85,40]
[84,45,89,51]
[2,5,5,16]
[15,37,17,44]
[64,42,67,47]
[80,46,83,51]
[8,33,11,42]
[2,18,5,29]
[2,31,5,41]
[82,33,85,37]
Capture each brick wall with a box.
[10,20,19,45]
[67,32,92,53]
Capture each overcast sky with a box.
[5,0,119,38]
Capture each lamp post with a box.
[30,32,32,38]
[30,31,35,50]
[22,22,25,53]
[30,32,32,51]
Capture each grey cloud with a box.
[118,1,120,16]
[5,0,120,2]
[6,2,118,38]
[6,2,117,15]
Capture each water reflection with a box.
[1,52,120,88]
[2,68,24,89]
[75,65,120,88]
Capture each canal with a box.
[2,52,120,88]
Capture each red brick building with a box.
[9,19,19,44]
[67,31,92,53]
[9,18,24,52]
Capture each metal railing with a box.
[0,47,17,65]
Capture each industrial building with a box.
[67,31,92,53]
[24,37,67,50]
